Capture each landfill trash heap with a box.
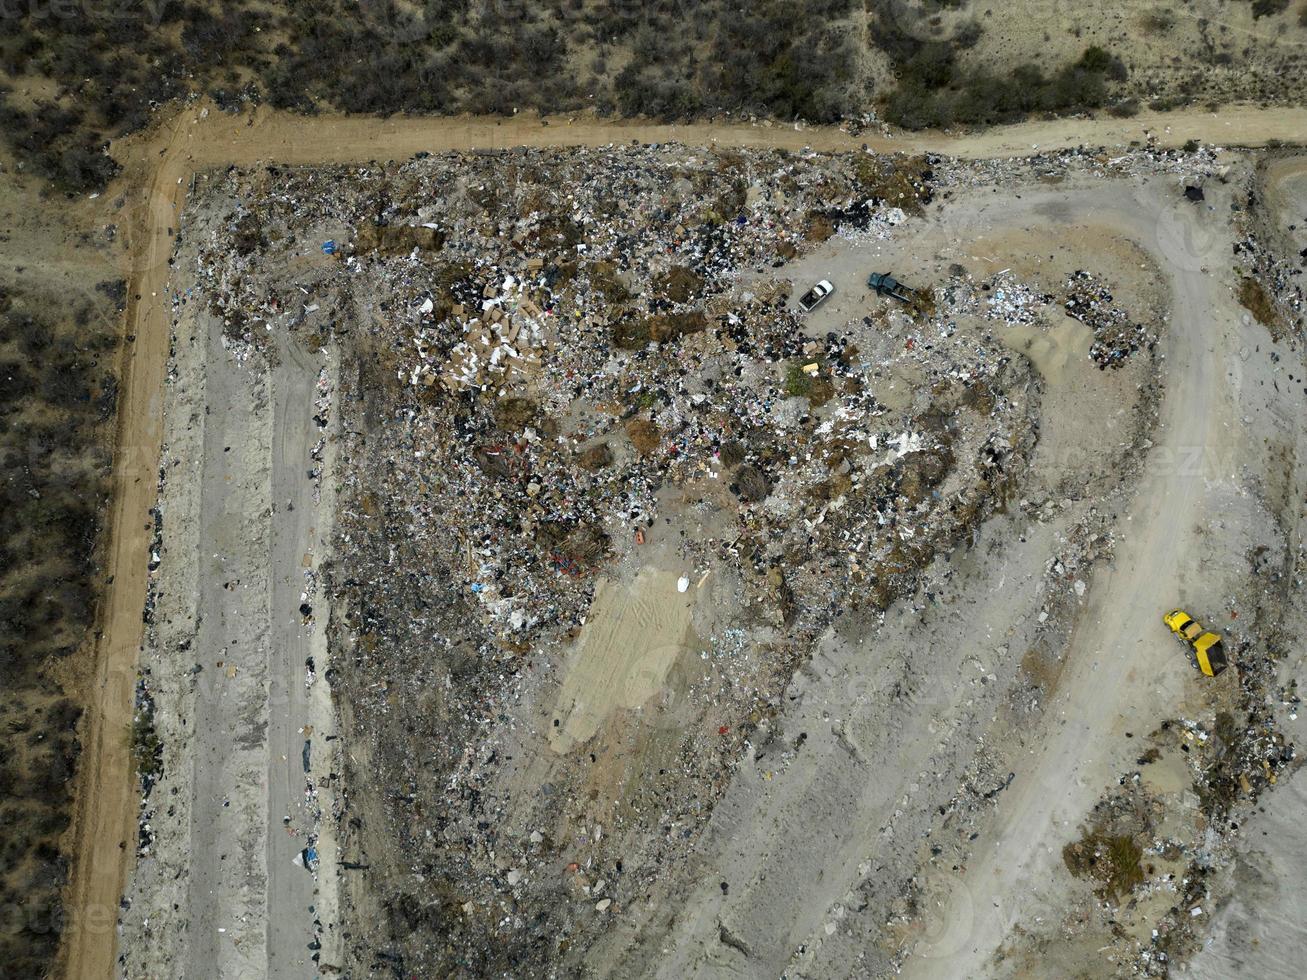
[186,143,1047,975]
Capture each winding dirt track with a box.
[898,183,1239,979]
[59,103,1307,980]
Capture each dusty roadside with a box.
[106,170,343,979]
[58,102,1307,980]
[57,112,194,980]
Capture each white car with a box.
[797,279,834,312]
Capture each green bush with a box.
[1252,0,1290,17]
[884,47,1122,130]
[784,363,814,398]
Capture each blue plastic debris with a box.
[321,240,337,255]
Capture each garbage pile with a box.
[183,144,1036,975]
[1232,227,1305,341]
[929,140,1229,190]
[1061,269,1158,368]
[950,270,1052,325]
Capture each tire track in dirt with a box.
[897,184,1247,979]
[58,112,195,980]
[583,181,1220,980]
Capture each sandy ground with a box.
[928,0,1307,110]
[60,104,1307,979]
[117,103,1307,172]
[264,338,343,978]
[112,198,341,979]
[1176,584,1307,974]
[896,182,1267,980]
[56,129,181,980]
[1187,773,1307,980]
[551,566,703,755]
[590,510,1073,978]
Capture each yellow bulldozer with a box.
[1163,609,1228,677]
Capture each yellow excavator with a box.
[1163,609,1229,677]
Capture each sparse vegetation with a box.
[882,35,1129,130]
[0,280,117,978]
[0,0,1304,192]
[1238,275,1279,329]
[784,362,815,398]
[130,707,162,788]
[0,0,867,192]
[852,154,934,215]
[1251,0,1291,18]
[1140,8,1177,33]
[613,1,862,121]
[1063,830,1145,899]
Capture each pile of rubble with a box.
[929,140,1230,190]
[950,270,1051,325]
[173,137,1266,973]
[1062,269,1158,369]
[1232,228,1304,342]
[170,142,1043,973]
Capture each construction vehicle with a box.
[866,272,915,303]
[1163,609,1229,677]
[797,279,834,312]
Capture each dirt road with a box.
[179,310,275,979]
[171,320,329,980]
[62,103,1306,979]
[108,256,338,978]
[591,513,1069,979]
[120,103,1307,172]
[59,112,195,980]
[899,182,1252,979]
[264,341,331,980]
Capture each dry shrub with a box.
[852,155,933,215]
[1237,276,1278,328]
[1063,831,1145,898]
[625,418,661,455]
